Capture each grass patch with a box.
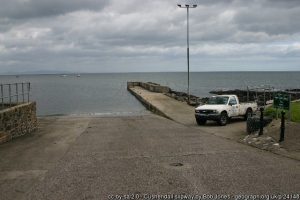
[292,102,300,122]
[265,101,300,123]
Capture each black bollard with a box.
[280,111,285,142]
[259,107,264,136]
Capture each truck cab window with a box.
[229,97,237,105]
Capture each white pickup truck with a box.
[195,95,258,126]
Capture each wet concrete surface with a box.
[0,116,90,200]
[129,86,300,161]
[0,114,299,199]
[129,86,249,141]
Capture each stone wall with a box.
[127,87,172,120]
[0,102,37,144]
[127,82,170,93]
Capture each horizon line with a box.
[1,70,300,76]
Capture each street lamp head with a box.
[177,2,197,8]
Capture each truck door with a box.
[229,96,239,117]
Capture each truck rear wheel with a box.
[218,112,228,126]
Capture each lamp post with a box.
[177,3,197,103]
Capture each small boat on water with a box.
[77,74,81,77]
[61,74,67,77]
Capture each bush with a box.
[264,107,285,119]
[291,102,300,122]
[264,102,300,123]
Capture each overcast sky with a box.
[0,0,300,74]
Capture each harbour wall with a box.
[0,102,37,144]
[127,82,172,120]
[127,82,170,93]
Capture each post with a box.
[273,90,277,120]
[8,84,11,106]
[0,84,3,108]
[256,91,258,102]
[16,83,19,103]
[280,111,285,142]
[177,4,197,103]
[187,6,190,103]
[22,83,25,103]
[27,82,30,102]
[263,89,266,109]
[247,86,249,102]
[289,94,292,121]
[259,107,264,136]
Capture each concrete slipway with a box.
[128,85,249,141]
[128,85,300,161]
[0,89,299,199]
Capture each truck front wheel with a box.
[196,118,207,125]
[218,112,228,126]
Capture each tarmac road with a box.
[0,114,299,199]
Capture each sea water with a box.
[0,72,299,116]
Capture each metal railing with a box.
[0,82,31,108]
[246,85,276,107]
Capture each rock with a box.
[266,136,272,141]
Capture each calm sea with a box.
[1,72,299,116]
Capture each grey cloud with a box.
[262,0,300,8]
[177,0,235,6]
[0,0,300,73]
[234,6,300,35]
[0,0,109,19]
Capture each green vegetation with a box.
[292,102,300,122]
[265,101,300,123]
